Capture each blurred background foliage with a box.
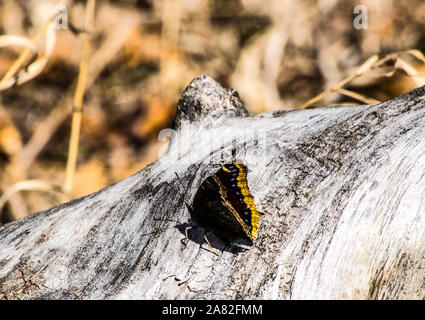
[0,0,424,223]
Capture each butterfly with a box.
[185,161,262,252]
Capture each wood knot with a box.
[172,75,249,130]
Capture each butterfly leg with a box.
[183,226,192,250]
[203,234,219,256]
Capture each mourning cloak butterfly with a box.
[187,161,261,247]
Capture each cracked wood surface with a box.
[0,75,424,299]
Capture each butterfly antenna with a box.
[174,172,194,212]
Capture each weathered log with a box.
[0,75,424,299]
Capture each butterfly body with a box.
[189,161,261,246]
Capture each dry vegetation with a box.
[0,0,424,224]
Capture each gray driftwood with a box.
[1,75,425,299]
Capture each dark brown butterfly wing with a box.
[189,162,260,245]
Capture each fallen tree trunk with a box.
[0,75,424,299]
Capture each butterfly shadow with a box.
[175,220,251,255]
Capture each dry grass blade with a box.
[0,180,63,224]
[9,6,138,182]
[336,88,381,105]
[401,49,425,64]
[394,57,425,86]
[296,51,425,109]
[0,103,23,156]
[10,98,71,173]
[355,54,380,75]
[2,24,57,90]
[159,0,182,97]
[63,0,96,194]
[296,55,379,109]
[0,11,58,90]
[395,57,419,76]
[0,35,36,50]
[87,14,139,87]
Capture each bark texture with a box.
[1,75,425,299]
